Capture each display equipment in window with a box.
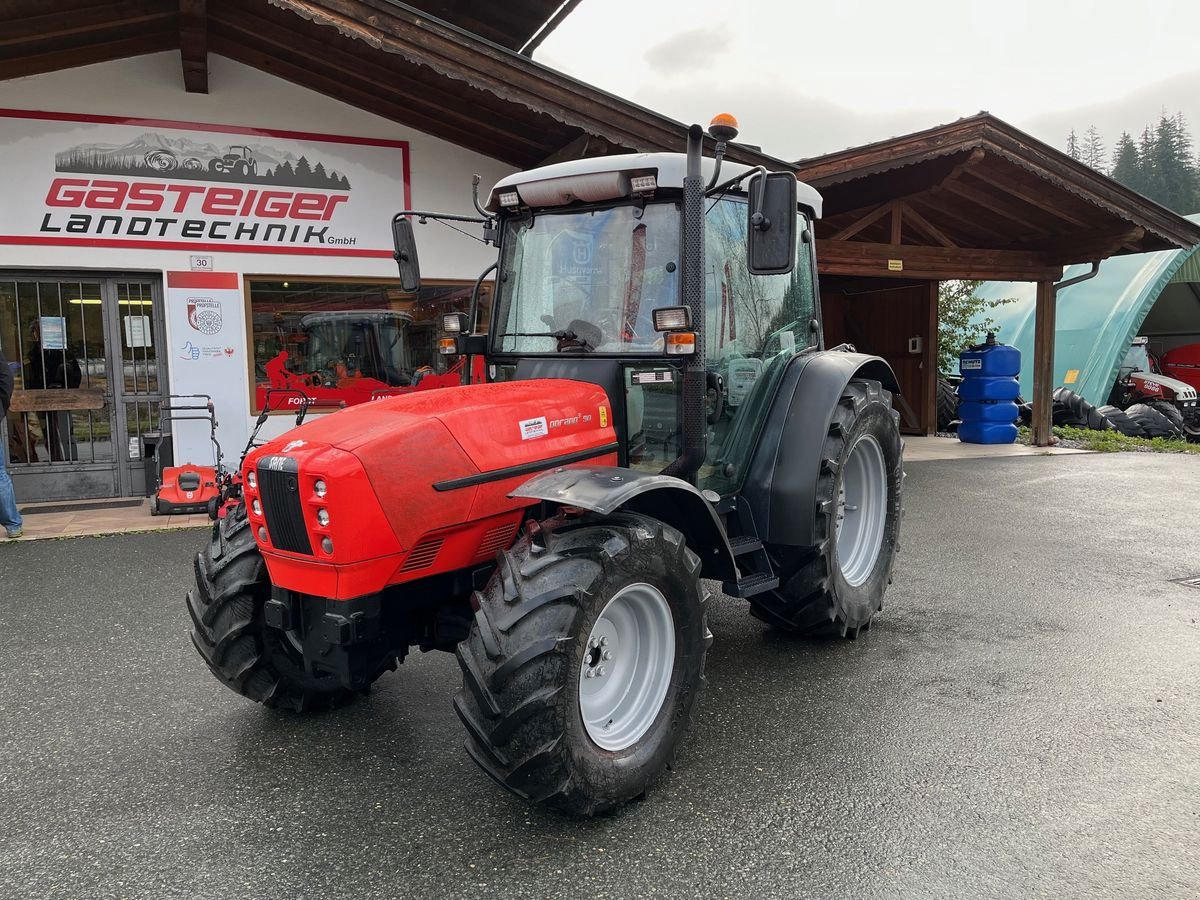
[246,279,490,411]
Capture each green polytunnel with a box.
[972,213,1200,406]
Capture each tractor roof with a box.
[487,152,822,218]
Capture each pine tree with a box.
[1066,129,1080,160]
[1082,125,1106,172]
[1110,132,1141,194]
[294,156,312,181]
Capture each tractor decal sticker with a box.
[519,416,549,440]
[599,406,608,428]
[186,297,223,335]
[55,134,353,190]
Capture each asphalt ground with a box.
[0,453,1198,900]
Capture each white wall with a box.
[0,53,515,466]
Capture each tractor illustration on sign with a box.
[188,116,905,816]
[208,145,258,178]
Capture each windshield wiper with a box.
[507,329,595,352]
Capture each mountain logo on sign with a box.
[187,297,223,335]
[55,132,352,189]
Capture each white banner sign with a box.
[164,271,249,467]
[0,109,410,259]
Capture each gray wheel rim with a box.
[836,433,888,587]
[579,583,675,751]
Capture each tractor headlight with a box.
[314,479,327,497]
[247,471,257,489]
[317,508,330,527]
[252,499,261,516]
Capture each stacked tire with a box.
[1095,405,1143,437]
[1051,388,1109,430]
[1124,402,1184,439]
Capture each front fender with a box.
[742,350,901,548]
[511,466,738,583]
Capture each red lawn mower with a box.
[150,395,224,516]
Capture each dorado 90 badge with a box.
[187,297,223,335]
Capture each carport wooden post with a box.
[1031,279,1057,446]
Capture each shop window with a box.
[246,278,491,412]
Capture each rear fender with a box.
[742,350,901,548]
[511,466,738,583]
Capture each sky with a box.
[536,0,1200,164]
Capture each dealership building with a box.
[4,1,1199,506]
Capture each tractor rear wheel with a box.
[186,503,358,712]
[751,379,903,638]
[454,512,711,816]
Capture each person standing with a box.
[0,347,24,538]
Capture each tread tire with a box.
[1052,387,1107,430]
[186,502,358,712]
[1125,403,1180,439]
[1145,399,1185,437]
[936,378,959,432]
[1096,404,1144,437]
[750,379,903,638]
[454,512,711,816]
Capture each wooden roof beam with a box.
[179,0,208,94]
[0,30,177,80]
[0,2,173,48]
[941,178,1050,236]
[830,201,895,242]
[816,239,1061,282]
[964,166,1090,228]
[1027,225,1146,264]
[897,202,958,248]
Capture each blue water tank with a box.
[958,332,1021,444]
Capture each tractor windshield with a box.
[492,202,681,354]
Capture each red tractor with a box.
[254,310,463,410]
[187,117,905,815]
[1106,336,1200,440]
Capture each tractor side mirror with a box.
[746,171,797,275]
[391,217,422,292]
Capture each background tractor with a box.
[254,310,462,409]
[187,117,905,815]
[1103,336,1199,440]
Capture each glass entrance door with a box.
[0,275,165,502]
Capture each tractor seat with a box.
[178,472,202,491]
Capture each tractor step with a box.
[727,535,763,557]
[723,572,780,598]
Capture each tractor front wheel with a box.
[454,512,711,815]
[186,504,358,712]
[751,379,903,637]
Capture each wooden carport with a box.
[795,114,1200,443]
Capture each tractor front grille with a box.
[257,457,312,555]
